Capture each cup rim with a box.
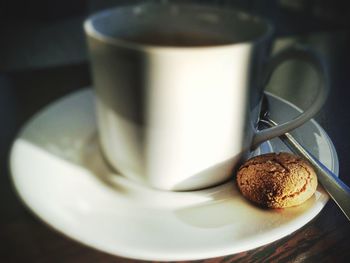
[84,3,274,51]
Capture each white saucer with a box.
[10,89,339,261]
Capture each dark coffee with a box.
[121,31,233,47]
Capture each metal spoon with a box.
[260,95,350,221]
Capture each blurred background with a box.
[0,0,349,70]
[0,0,349,118]
[1,0,349,174]
[0,0,349,262]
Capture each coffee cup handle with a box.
[252,45,329,147]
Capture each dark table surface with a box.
[1,19,350,263]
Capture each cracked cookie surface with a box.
[236,152,318,208]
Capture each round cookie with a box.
[236,152,317,208]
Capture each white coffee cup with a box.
[84,4,328,191]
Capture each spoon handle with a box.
[262,118,350,221]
